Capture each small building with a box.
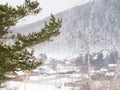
[108,64,117,71]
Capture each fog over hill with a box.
[13,0,120,59]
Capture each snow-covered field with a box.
[2,79,73,90]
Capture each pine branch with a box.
[16,14,62,48]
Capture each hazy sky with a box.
[0,0,90,26]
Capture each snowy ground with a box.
[2,81,72,90]
[1,76,75,90]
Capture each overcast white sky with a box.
[0,0,90,26]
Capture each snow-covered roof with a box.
[108,64,117,67]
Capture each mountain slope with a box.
[13,0,120,59]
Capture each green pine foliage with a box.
[0,0,41,38]
[0,0,62,84]
[16,14,62,47]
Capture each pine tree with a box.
[0,0,62,84]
